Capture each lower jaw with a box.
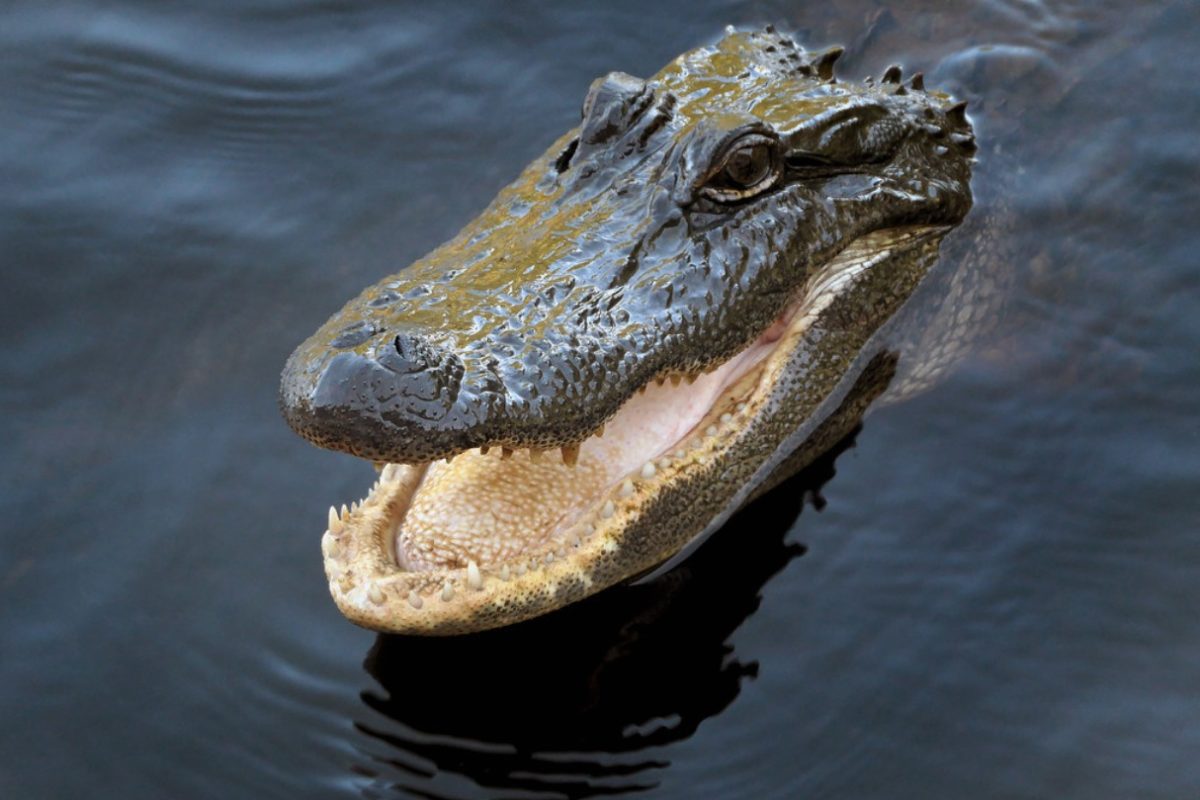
[318,224,946,633]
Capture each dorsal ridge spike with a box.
[810,45,844,82]
[945,100,970,129]
[882,64,903,84]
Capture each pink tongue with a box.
[396,338,773,571]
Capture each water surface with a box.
[3,1,1198,797]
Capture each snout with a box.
[280,329,472,463]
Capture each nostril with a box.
[376,333,465,408]
[382,332,442,376]
[392,333,429,366]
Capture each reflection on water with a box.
[3,1,1200,798]
[355,435,850,798]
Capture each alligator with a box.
[280,26,976,635]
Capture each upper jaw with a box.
[280,214,935,467]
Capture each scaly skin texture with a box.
[281,27,976,634]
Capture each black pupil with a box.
[724,143,770,187]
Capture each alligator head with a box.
[281,27,975,634]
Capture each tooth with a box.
[670,375,681,387]
[321,532,341,559]
[557,547,567,559]
[340,503,349,520]
[595,423,605,437]
[444,453,455,464]
[529,448,542,462]
[674,450,686,459]
[545,552,555,564]
[441,582,454,602]
[408,590,423,609]
[368,584,385,605]
[350,500,359,514]
[328,506,343,534]
[600,500,616,518]
[467,560,483,590]
[561,444,580,466]
[656,377,665,386]
[736,403,747,413]
[619,479,635,498]
[640,462,657,479]
[500,565,511,581]
[501,447,514,460]
[686,374,697,384]
[658,458,670,470]
[720,413,733,424]
[516,563,527,576]
[373,461,385,473]
[480,445,490,455]
[705,425,718,437]
[381,463,397,483]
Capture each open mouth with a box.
[319,225,945,633]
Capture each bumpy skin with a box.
[280,28,974,463]
[280,27,977,634]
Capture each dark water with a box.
[3,1,1198,797]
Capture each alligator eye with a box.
[701,134,781,202]
[725,142,771,185]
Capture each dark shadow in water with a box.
[355,428,859,799]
